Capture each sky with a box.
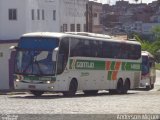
[93,0,157,5]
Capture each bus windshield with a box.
[142,56,149,75]
[15,37,59,76]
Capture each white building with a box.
[0,0,87,40]
[0,0,87,90]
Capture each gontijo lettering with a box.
[131,64,140,70]
[76,62,94,69]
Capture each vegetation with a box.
[134,25,160,63]
[155,63,160,70]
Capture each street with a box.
[0,71,160,119]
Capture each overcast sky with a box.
[93,0,157,5]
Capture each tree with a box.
[152,25,160,40]
[134,26,160,62]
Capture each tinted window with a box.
[70,37,141,60]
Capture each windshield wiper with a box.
[23,58,33,73]
[34,60,44,75]
[22,58,44,75]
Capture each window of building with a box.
[53,10,56,20]
[63,24,67,32]
[37,9,40,20]
[94,13,97,17]
[84,24,86,32]
[9,9,17,20]
[77,24,81,32]
[42,10,45,20]
[31,9,35,20]
[70,24,75,32]
[0,52,3,57]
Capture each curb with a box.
[0,90,27,95]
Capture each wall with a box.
[0,0,60,40]
[0,0,27,40]
[60,0,87,32]
[0,42,17,90]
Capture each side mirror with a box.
[52,47,59,61]
[9,46,18,51]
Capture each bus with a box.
[140,51,156,90]
[12,32,141,96]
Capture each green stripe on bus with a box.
[69,59,105,70]
[111,61,116,70]
[107,71,112,80]
[69,59,141,71]
[121,62,141,71]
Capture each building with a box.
[0,40,17,89]
[0,0,88,90]
[0,0,87,40]
[60,0,87,32]
[86,1,103,33]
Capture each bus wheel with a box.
[30,90,44,97]
[63,79,78,97]
[83,90,98,96]
[151,84,154,89]
[109,90,117,94]
[116,79,124,94]
[146,85,151,90]
[145,79,152,90]
[122,79,130,94]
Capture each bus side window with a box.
[70,38,82,57]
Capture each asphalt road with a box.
[0,71,160,120]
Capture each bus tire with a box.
[116,79,124,94]
[83,90,98,96]
[146,85,151,90]
[109,89,117,94]
[63,79,78,97]
[151,84,154,89]
[30,90,44,97]
[122,79,130,94]
[145,79,152,90]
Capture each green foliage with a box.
[134,34,159,55]
[134,26,160,62]
[155,63,160,70]
[152,25,160,41]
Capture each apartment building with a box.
[87,1,103,33]
[0,0,87,90]
[0,0,87,40]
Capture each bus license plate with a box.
[28,85,36,89]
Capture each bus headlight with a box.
[16,79,20,82]
[46,81,51,84]
[15,75,24,82]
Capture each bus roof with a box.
[142,51,154,58]
[22,32,141,45]
[65,32,112,39]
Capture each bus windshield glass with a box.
[15,37,59,76]
[142,56,149,75]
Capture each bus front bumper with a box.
[14,81,55,91]
[139,78,150,87]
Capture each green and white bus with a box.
[140,51,156,90]
[12,32,141,96]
